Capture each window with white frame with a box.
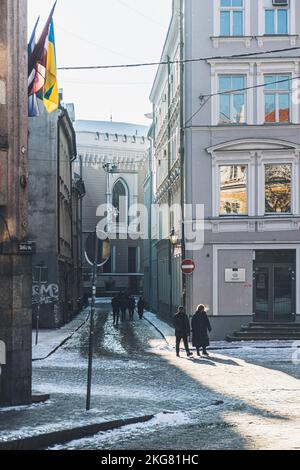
[264,74,291,123]
[264,163,292,214]
[219,164,248,215]
[219,75,246,124]
[220,0,244,36]
[264,0,289,35]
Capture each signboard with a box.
[181,259,195,275]
[225,268,246,283]
[19,241,36,255]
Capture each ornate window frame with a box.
[212,0,251,48]
[256,60,300,125]
[207,139,300,225]
[209,61,255,126]
[257,0,297,46]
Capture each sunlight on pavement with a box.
[150,341,300,450]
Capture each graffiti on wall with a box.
[32,283,59,305]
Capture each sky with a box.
[28,0,172,126]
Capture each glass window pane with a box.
[279,94,290,122]
[233,94,245,123]
[277,75,290,90]
[232,76,245,90]
[233,11,243,35]
[221,0,231,6]
[220,165,247,215]
[265,75,276,89]
[220,11,230,35]
[220,95,231,123]
[232,0,243,6]
[265,164,292,214]
[265,10,275,34]
[277,9,288,34]
[219,76,232,91]
[265,94,276,122]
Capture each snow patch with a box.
[51,412,193,450]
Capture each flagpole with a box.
[28,1,57,78]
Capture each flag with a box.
[28,2,57,97]
[28,17,40,117]
[43,19,59,113]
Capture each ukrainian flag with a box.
[43,20,58,113]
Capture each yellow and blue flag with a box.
[43,19,59,113]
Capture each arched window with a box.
[112,180,128,224]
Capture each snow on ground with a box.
[1,301,300,450]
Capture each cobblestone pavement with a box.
[1,301,300,450]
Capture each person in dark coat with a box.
[174,307,193,358]
[191,304,212,356]
[137,297,145,319]
[111,296,120,326]
[129,296,136,321]
[119,292,127,322]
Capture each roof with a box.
[74,120,149,137]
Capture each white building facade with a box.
[74,120,148,295]
[148,0,300,339]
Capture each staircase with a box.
[227,322,300,342]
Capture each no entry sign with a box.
[181,259,195,275]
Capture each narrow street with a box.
[1,301,300,450]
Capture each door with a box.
[254,263,295,322]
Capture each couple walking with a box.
[174,305,212,358]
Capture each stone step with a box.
[227,334,300,342]
[249,322,300,328]
[241,326,300,332]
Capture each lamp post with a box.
[169,228,179,316]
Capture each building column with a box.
[0,0,32,406]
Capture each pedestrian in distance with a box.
[119,292,127,322]
[137,296,145,320]
[111,295,120,327]
[191,304,212,357]
[129,296,136,321]
[174,306,193,358]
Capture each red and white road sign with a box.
[181,259,195,275]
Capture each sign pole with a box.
[86,231,99,412]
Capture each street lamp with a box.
[170,228,178,246]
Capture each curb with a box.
[143,314,170,345]
[0,414,155,450]
[33,311,90,362]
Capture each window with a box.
[219,165,248,215]
[265,0,288,35]
[114,134,118,142]
[219,75,246,124]
[264,74,291,123]
[265,164,292,214]
[123,135,127,143]
[220,0,244,36]
[112,180,128,225]
[104,133,109,141]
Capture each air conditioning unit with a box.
[272,0,288,6]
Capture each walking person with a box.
[191,304,212,357]
[174,307,193,358]
[119,292,127,322]
[129,296,136,321]
[111,295,120,327]
[137,296,145,320]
